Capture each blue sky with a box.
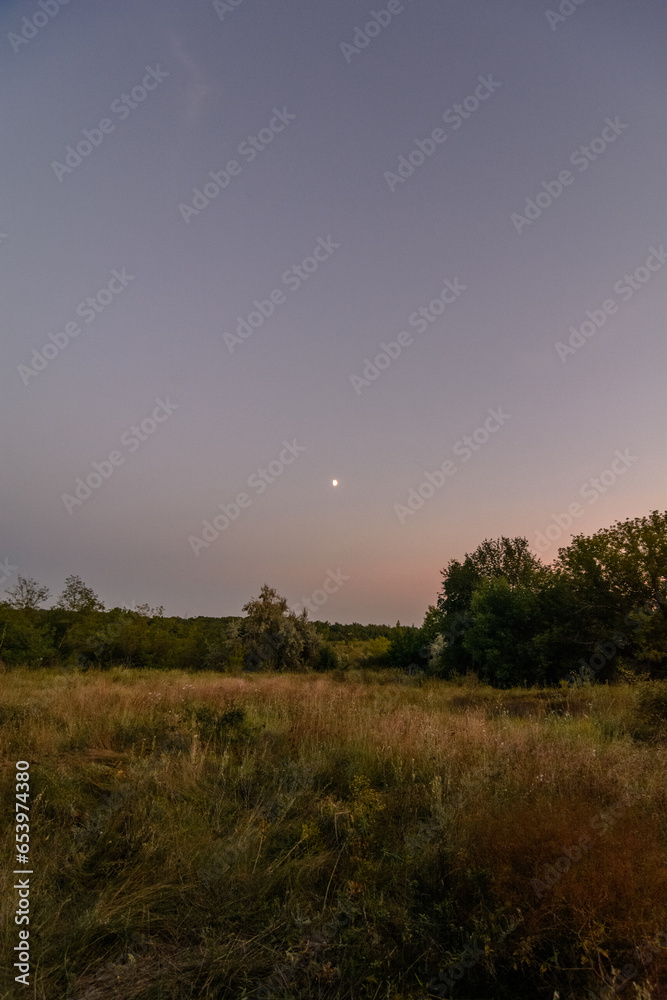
[1,0,665,623]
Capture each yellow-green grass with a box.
[1,668,665,999]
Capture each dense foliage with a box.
[0,578,392,674]
[387,511,667,686]
[2,511,665,686]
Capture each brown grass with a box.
[0,668,665,999]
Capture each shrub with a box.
[316,643,341,671]
[632,681,667,742]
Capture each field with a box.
[1,667,666,999]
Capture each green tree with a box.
[134,602,165,617]
[0,606,54,665]
[241,585,321,671]
[557,510,667,615]
[4,575,50,611]
[556,510,667,675]
[461,577,536,686]
[434,537,546,675]
[315,643,341,671]
[461,574,581,687]
[463,536,544,587]
[202,619,244,672]
[386,625,429,672]
[55,575,104,613]
[296,611,324,667]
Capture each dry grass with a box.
[0,668,665,999]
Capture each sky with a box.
[1,0,665,625]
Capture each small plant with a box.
[191,703,252,744]
[631,680,667,741]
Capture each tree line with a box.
[1,510,665,685]
[390,510,667,685]
[0,576,385,673]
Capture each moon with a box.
[332,479,338,486]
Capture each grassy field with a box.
[1,668,666,1000]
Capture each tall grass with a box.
[1,668,665,999]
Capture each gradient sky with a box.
[2,0,665,624]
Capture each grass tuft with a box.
[0,668,665,998]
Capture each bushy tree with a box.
[78,610,209,671]
[428,516,667,685]
[241,585,321,671]
[297,612,324,667]
[461,577,536,686]
[463,536,544,587]
[0,606,54,665]
[134,603,164,618]
[557,511,667,608]
[202,620,244,672]
[386,625,430,673]
[315,643,341,671]
[552,512,667,678]
[461,575,581,687]
[4,575,50,611]
[56,575,104,613]
[434,537,546,676]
